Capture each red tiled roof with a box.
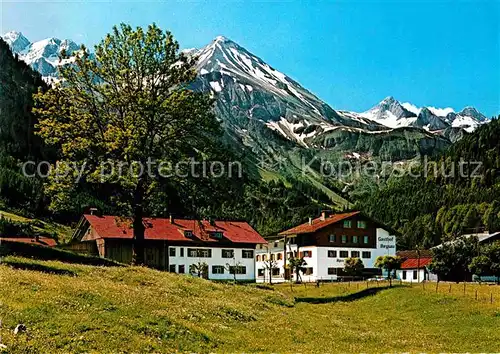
[400,257,433,269]
[279,211,361,235]
[82,215,266,244]
[0,236,57,247]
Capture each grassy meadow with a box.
[0,256,499,353]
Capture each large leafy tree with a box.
[429,236,479,282]
[33,23,220,264]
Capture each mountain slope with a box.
[357,117,500,249]
[2,31,80,78]
[190,36,387,148]
[190,37,452,158]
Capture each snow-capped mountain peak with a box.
[458,107,487,122]
[193,35,335,121]
[2,31,30,53]
[357,97,488,133]
[360,96,417,128]
[1,31,81,79]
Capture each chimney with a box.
[169,214,174,224]
[89,207,98,215]
[320,211,326,221]
[308,217,312,225]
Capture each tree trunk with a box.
[132,182,145,265]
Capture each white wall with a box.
[168,246,256,281]
[396,268,437,283]
[255,228,397,283]
[255,241,293,283]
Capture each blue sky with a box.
[2,1,499,116]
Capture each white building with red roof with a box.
[71,213,266,281]
[395,250,437,283]
[256,211,397,283]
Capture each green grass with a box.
[0,258,499,353]
[0,210,73,244]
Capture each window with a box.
[271,254,275,261]
[169,247,176,257]
[222,249,234,258]
[184,230,193,238]
[211,231,223,239]
[178,265,185,274]
[341,235,347,244]
[363,235,369,244]
[274,241,279,248]
[212,265,224,274]
[188,248,212,258]
[304,267,313,275]
[328,250,337,258]
[352,235,359,244]
[229,266,246,275]
[256,255,261,262]
[328,267,337,275]
[242,250,254,258]
[169,264,176,272]
[180,248,184,257]
[413,271,418,280]
[277,253,283,260]
[351,251,360,258]
[343,220,352,228]
[272,268,280,276]
[362,251,371,259]
[340,251,348,258]
[258,269,264,277]
[287,252,293,259]
[302,250,312,258]
[357,220,367,229]
[263,255,268,261]
[199,249,211,258]
[329,234,336,243]
[402,270,407,280]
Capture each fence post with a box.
[463,282,466,295]
[449,284,452,293]
[491,293,493,304]
[435,282,438,293]
[475,289,478,300]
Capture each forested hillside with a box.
[0,38,47,215]
[358,118,500,249]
